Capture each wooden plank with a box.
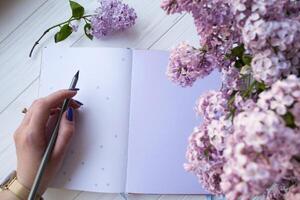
[43,188,81,200]
[0,79,39,180]
[183,195,206,200]
[0,0,182,113]
[73,0,184,50]
[0,0,71,113]
[72,192,123,200]
[128,194,161,200]
[150,15,199,50]
[0,0,48,42]
[158,195,186,200]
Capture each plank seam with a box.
[0,77,39,114]
[147,13,186,49]
[0,0,49,44]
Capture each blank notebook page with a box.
[126,50,221,194]
[39,47,132,193]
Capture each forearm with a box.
[0,190,19,200]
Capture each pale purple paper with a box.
[40,47,132,193]
[40,47,221,194]
[126,50,221,194]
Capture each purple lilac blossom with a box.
[91,0,137,38]
[160,0,182,14]
[251,49,291,86]
[257,75,300,117]
[166,42,217,87]
[196,90,228,121]
[162,0,241,69]
[161,0,300,199]
[184,124,225,194]
[185,91,233,193]
[236,1,300,84]
[285,184,300,200]
[70,22,79,32]
[221,65,244,97]
[265,180,290,200]
[191,0,240,64]
[221,107,300,200]
[234,92,256,113]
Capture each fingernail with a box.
[67,107,73,121]
[69,88,80,91]
[74,99,84,106]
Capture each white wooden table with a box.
[0,0,205,199]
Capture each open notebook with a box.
[39,47,221,194]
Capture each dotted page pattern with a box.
[39,47,132,193]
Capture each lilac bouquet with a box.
[161,0,300,199]
[29,0,137,57]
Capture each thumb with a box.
[52,107,75,161]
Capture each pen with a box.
[28,70,79,200]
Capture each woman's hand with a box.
[13,89,82,194]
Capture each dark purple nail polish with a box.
[67,107,73,121]
[74,99,83,106]
[69,88,80,91]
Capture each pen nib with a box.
[75,70,80,79]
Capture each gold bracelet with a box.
[1,171,43,200]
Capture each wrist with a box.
[1,170,44,200]
[0,190,20,200]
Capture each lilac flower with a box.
[242,17,300,80]
[162,0,240,69]
[251,49,291,86]
[184,124,225,194]
[191,0,240,63]
[91,0,137,38]
[265,181,290,200]
[285,184,300,200]
[166,42,217,87]
[161,0,203,14]
[221,107,300,199]
[230,0,288,28]
[196,90,228,121]
[221,65,244,97]
[257,75,300,117]
[70,21,79,32]
[161,1,300,199]
[206,117,232,152]
[160,0,182,14]
[234,92,256,113]
[243,18,300,53]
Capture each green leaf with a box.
[54,24,73,43]
[204,148,210,158]
[255,81,266,93]
[234,59,244,68]
[69,1,84,19]
[242,54,252,65]
[84,23,93,40]
[231,44,245,58]
[282,112,296,128]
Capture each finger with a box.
[44,89,78,109]
[20,109,32,126]
[69,99,83,109]
[52,107,75,161]
[49,98,82,110]
[49,99,81,116]
[29,90,77,134]
[50,108,61,115]
[45,112,60,142]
